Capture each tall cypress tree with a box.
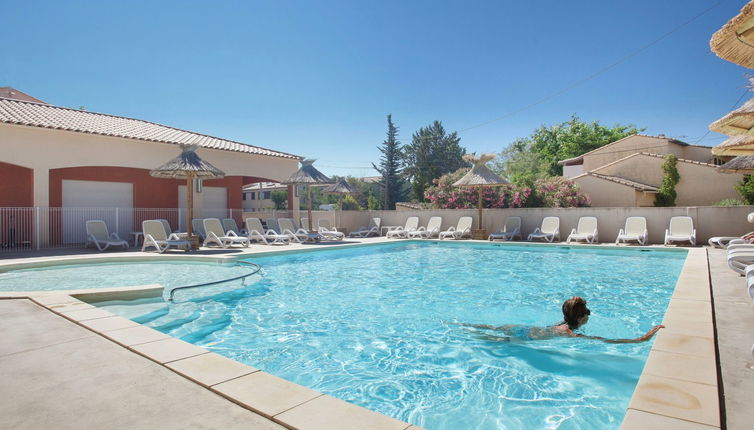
[372,114,405,209]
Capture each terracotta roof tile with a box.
[579,172,659,192]
[0,97,301,160]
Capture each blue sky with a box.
[1,0,751,177]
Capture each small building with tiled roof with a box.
[0,90,302,242]
[561,135,742,207]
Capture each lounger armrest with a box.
[225,230,239,237]
[569,228,576,236]
[109,232,122,241]
[729,239,749,246]
[617,228,625,237]
[664,229,670,237]
[531,228,541,235]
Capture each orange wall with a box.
[0,161,33,207]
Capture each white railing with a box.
[0,207,257,253]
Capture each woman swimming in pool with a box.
[459,296,664,343]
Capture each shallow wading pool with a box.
[3,242,687,429]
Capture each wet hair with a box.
[562,296,590,330]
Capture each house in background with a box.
[559,134,742,207]
[242,182,288,212]
[0,88,301,245]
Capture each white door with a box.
[178,185,228,230]
[62,180,133,244]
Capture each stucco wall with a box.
[681,145,715,163]
[593,153,664,186]
[0,161,33,207]
[589,153,742,207]
[562,164,583,178]
[572,175,641,207]
[582,136,682,172]
[0,123,300,207]
[332,206,754,244]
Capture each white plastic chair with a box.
[142,220,190,253]
[279,218,318,243]
[317,219,345,240]
[348,217,381,238]
[439,216,473,240]
[664,216,696,246]
[566,217,599,244]
[488,217,522,241]
[387,216,419,239]
[528,217,560,242]
[85,220,129,251]
[615,217,648,245]
[222,218,247,236]
[408,216,443,239]
[203,218,250,248]
[245,217,289,245]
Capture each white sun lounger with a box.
[265,218,281,234]
[488,217,521,241]
[408,216,443,239]
[528,217,560,242]
[664,216,696,246]
[708,234,753,248]
[142,220,190,253]
[317,219,345,240]
[348,217,381,238]
[245,217,289,245]
[203,218,250,248]
[439,216,473,240]
[85,220,129,251]
[567,216,599,244]
[279,218,320,243]
[387,216,419,239]
[222,218,247,236]
[615,217,648,245]
[192,219,207,240]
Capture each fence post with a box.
[115,207,120,236]
[35,207,41,250]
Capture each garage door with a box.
[62,180,133,244]
[178,185,227,230]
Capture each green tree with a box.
[340,194,362,210]
[372,114,406,210]
[654,154,680,207]
[736,175,754,204]
[403,121,466,201]
[493,114,643,186]
[270,190,288,209]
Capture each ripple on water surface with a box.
[98,243,684,430]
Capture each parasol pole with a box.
[186,173,194,238]
[478,185,484,230]
[307,184,313,232]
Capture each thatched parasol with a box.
[322,179,356,229]
[150,144,225,244]
[283,159,332,231]
[710,1,754,69]
[709,96,754,136]
[453,153,508,234]
[717,155,754,173]
[712,135,754,156]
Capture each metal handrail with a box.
[167,260,262,302]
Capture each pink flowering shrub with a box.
[533,177,590,207]
[424,169,532,209]
[424,170,588,208]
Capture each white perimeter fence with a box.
[2,206,752,253]
[0,207,339,253]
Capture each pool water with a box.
[94,242,686,430]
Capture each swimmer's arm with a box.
[572,325,665,344]
[453,322,514,331]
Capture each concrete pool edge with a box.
[0,240,717,429]
[8,293,416,430]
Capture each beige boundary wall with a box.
[325,206,754,244]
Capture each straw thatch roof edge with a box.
[710,1,754,68]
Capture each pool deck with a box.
[0,238,751,429]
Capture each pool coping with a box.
[0,240,718,429]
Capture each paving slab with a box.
[708,248,754,430]
[0,299,283,430]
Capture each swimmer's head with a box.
[562,296,590,329]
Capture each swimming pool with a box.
[90,242,686,430]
